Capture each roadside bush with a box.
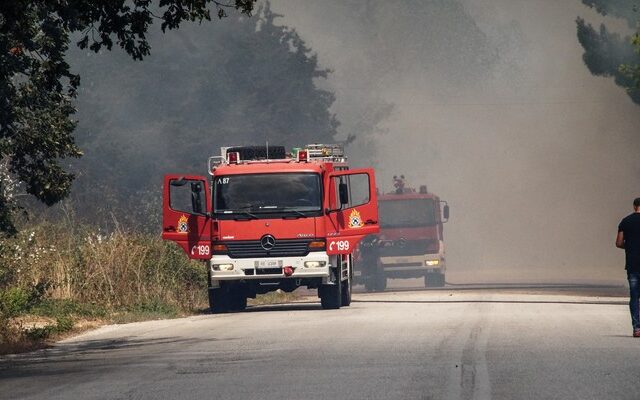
[0,220,207,310]
[0,287,31,317]
[0,218,208,353]
[24,316,74,341]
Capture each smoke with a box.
[66,4,338,230]
[271,0,640,283]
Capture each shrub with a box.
[0,218,209,353]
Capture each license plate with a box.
[256,259,283,268]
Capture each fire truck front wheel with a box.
[209,288,228,313]
[209,285,247,313]
[363,276,375,292]
[375,272,387,292]
[319,273,342,309]
[230,295,247,312]
[425,272,445,288]
[341,265,352,307]
[364,269,387,292]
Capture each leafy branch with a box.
[0,1,256,235]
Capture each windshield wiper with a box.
[229,206,314,219]
[253,205,309,217]
[231,209,259,219]
[254,205,312,218]
[281,208,307,218]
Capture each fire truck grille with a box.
[378,239,437,257]
[225,239,312,259]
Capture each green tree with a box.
[621,30,640,89]
[66,3,339,230]
[0,0,255,235]
[577,0,640,104]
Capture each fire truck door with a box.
[326,169,380,255]
[162,175,212,260]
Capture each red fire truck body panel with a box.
[216,218,317,241]
[162,174,213,260]
[376,192,444,250]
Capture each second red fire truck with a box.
[355,176,449,291]
[162,144,380,312]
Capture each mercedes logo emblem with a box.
[261,234,276,251]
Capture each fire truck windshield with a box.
[379,198,437,228]
[214,173,322,216]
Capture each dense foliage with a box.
[577,0,640,104]
[0,0,256,235]
[67,3,338,230]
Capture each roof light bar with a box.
[228,152,240,164]
[297,150,308,162]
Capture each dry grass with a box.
[0,220,208,354]
[249,290,302,306]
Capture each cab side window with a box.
[330,173,371,209]
[333,175,347,208]
[170,179,206,215]
[348,173,370,208]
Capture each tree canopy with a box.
[67,3,339,230]
[0,0,255,235]
[577,0,640,104]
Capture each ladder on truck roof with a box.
[303,143,347,163]
[208,143,347,174]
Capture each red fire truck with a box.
[355,176,449,291]
[162,144,379,312]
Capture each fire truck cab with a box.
[162,144,379,312]
[355,176,449,291]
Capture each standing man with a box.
[617,198,640,337]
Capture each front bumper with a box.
[379,254,445,273]
[209,252,331,282]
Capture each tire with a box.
[209,288,229,314]
[425,272,445,288]
[364,270,386,292]
[229,290,247,312]
[209,285,247,313]
[320,269,342,309]
[341,261,352,307]
[374,270,387,292]
[364,277,376,292]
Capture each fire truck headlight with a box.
[304,261,326,268]
[425,260,440,266]
[212,263,234,271]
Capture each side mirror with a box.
[339,182,349,205]
[191,181,204,215]
[443,204,450,221]
[170,177,187,187]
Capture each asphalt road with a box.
[1,287,637,400]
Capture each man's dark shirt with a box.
[619,213,640,273]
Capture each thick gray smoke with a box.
[271,0,640,284]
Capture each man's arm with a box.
[616,231,625,249]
